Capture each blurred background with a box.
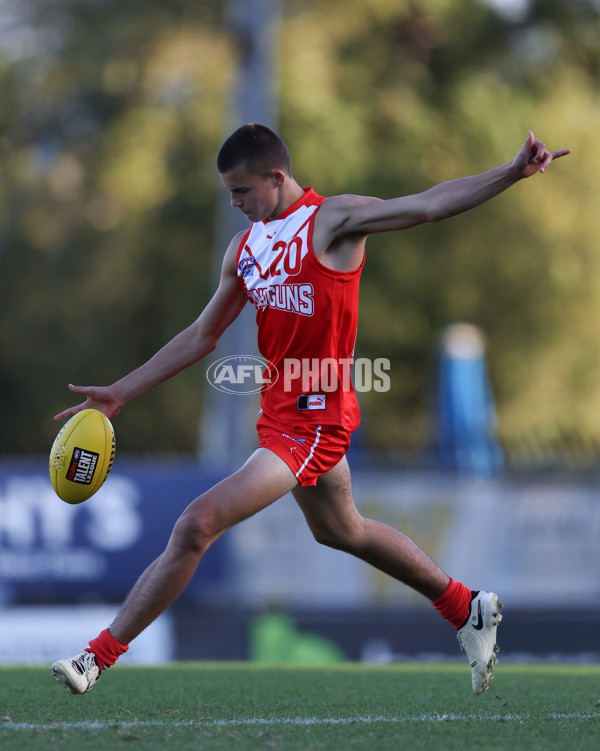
[0,0,599,665]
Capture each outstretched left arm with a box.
[327,131,571,237]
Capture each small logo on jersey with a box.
[206,355,279,395]
[238,256,257,279]
[297,394,327,410]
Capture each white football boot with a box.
[51,651,101,694]
[457,590,503,695]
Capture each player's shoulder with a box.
[322,193,376,208]
[318,194,383,233]
[225,228,249,257]
[221,228,251,276]
[322,193,383,214]
[231,228,249,246]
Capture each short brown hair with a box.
[217,123,292,175]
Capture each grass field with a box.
[1,662,599,750]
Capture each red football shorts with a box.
[256,413,351,487]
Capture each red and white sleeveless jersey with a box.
[235,188,363,432]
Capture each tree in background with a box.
[0,0,598,459]
[0,0,233,451]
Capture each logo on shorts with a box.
[282,432,308,454]
[282,432,308,444]
[66,447,99,485]
[206,355,279,395]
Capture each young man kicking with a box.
[51,124,570,696]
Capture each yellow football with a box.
[49,409,115,504]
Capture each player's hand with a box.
[511,131,571,179]
[54,384,124,422]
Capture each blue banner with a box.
[0,459,229,603]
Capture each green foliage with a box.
[1,0,599,455]
[281,0,600,453]
[0,0,233,452]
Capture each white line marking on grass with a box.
[2,712,598,731]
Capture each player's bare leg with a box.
[110,448,297,644]
[292,456,449,599]
[51,448,297,694]
[292,455,502,694]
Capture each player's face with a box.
[220,165,282,223]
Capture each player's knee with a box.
[172,501,223,554]
[311,527,343,549]
[311,518,364,552]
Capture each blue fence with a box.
[0,459,229,603]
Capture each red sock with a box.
[86,628,129,672]
[432,578,473,629]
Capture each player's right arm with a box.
[55,232,248,421]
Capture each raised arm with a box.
[55,233,248,421]
[321,131,571,240]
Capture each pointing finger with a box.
[551,148,572,159]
